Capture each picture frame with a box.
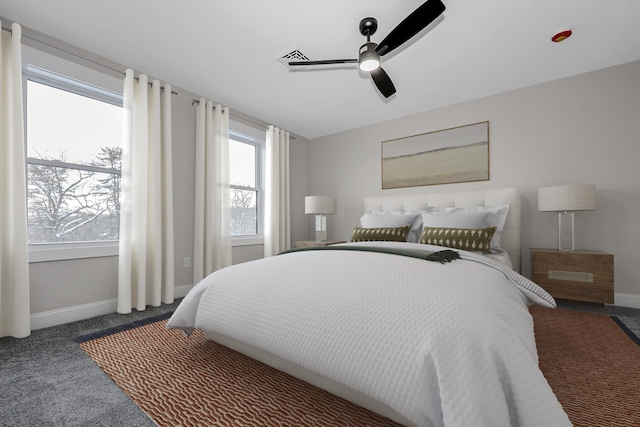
[381,121,489,189]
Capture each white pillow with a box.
[360,213,422,243]
[421,211,492,228]
[421,204,509,250]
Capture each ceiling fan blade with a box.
[375,0,445,56]
[289,59,358,66]
[370,66,396,98]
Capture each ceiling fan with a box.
[289,0,446,98]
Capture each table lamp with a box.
[305,196,337,242]
[538,185,596,251]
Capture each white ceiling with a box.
[1,0,640,139]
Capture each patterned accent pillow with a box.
[350,226,411,242]
[419,226,497,253]
[360,213,422,243]
[421,204,509,250]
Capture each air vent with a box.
[278,50,309,70]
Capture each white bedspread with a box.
[167,242,571,427]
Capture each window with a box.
[24,66,123,248]
[229,130,264,240]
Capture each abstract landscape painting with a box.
[382,121,489,189]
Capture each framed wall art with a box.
[381,121,489,189]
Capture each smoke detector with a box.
[551,29,572,43]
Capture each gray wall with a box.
[306,60,640,308]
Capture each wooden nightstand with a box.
[293,240,346,248]
[530,248,614,304]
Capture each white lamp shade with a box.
[538,185,596,212]
[305,196,337,215]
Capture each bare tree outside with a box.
[231,187,257,235]
[94,146,122,239]
[229,139,259,236]
[28,143,257,242]
[27,147,121,244]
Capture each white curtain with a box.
[193,99,231,284]
[264,126,290,257]
[0,23,30,338]
[118,70,174,313]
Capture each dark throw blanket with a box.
[279,245,460,264]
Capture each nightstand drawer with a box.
[530,248,614,304]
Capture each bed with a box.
[167,187,571,427]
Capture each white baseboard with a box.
[30,298,118,331]
[614,292,640,310]
[30,283,194,331]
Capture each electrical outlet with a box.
[184,257,191,268]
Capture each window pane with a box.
[231,188,257,236]
[27,80,122,166]
[229,139,256,188]
[26,76,122,245]
[27,164,120,243]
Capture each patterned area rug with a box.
[531,306,640,427]
[77,308,640,427]
[77,317,402,427]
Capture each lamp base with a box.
[315,214,327,242]
[557,211,576,251]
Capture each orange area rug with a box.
[79,319,402,426]
[530,305,640,427]
[78,307,640,426]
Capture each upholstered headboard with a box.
[363,187,521,272]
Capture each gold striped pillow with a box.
[419,226,497,253]
[350,226,411,242]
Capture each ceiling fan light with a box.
[359,56,380,72]
[359,42,380,72]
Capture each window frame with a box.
[23,65,123,262]
[229,129,265,246]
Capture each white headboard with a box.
[364,187,521,272]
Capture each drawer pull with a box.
[548,270,593,283]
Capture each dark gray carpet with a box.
[0,300,180,427]
[1,298,638,427]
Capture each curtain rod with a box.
[2,24,123,75]
[2,24,177,95]
[191,99,295,139]
[133,76,178,95]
